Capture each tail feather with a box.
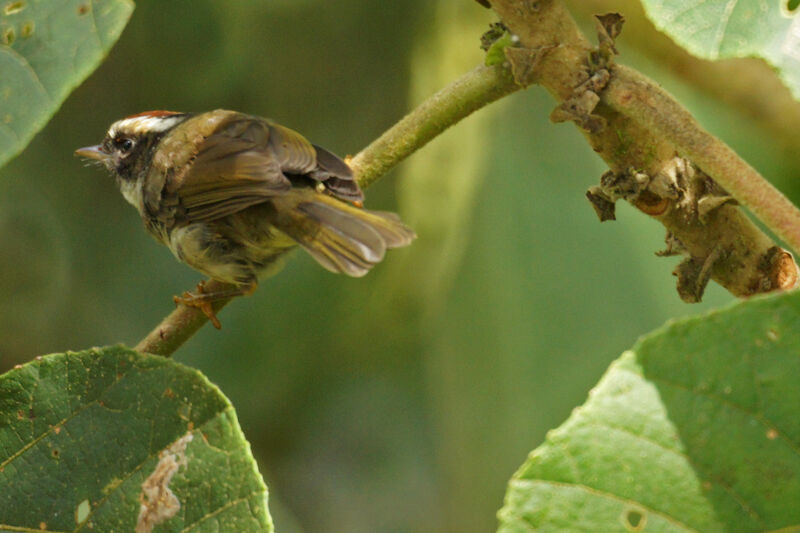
[360,210,417,249]
[272,192,415,277]
[297,202,386,263]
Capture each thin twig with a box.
[350,64,518,188]
[135,280,233,356]
[136,64,519,356]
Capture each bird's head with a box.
[76,110,190,208]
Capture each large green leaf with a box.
[498,291,800,532]
[0,346,272,532]
[640,0,800,100]
[0,0,133,169]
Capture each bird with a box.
[76,109,415,327]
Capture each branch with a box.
[488,0,798,301]
[604,66,800,252]
[135,280,233,356]
[564,0,800,156]
[136,64,519,356]
[350,64,518,188]
[138,1,800,356]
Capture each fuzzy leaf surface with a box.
[0,346,272,532]
[640,0,800,100]
[498,291,800,532]
[0,0,133,169]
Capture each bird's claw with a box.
[173,285,223,329]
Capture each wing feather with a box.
[266,122,318,175]
[159,111,365,224]
[167,114,293,223]
[309,144,363,202]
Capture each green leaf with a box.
[640,0,800,100]
[498,291,800,532]
[0,346,272,532]
[0,0,133,169]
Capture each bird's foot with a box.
[173,280,256,329]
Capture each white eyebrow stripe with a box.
[107,115,183,138]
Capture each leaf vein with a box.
[618,367,800,457]
[587,420,763,525]
[714,0,740,54]
[0,48,51,103]
[179,491,263,532]
[75,406,238,531]
[509,478,700,532]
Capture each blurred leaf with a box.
[373,2,505,530]
[0,346,272,532]
[498,291,800,532]
[640,0,800,100]
[392,0,497,310]
[0,0,133,169]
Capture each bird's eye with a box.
[114,137,135,153]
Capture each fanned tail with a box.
[271,190,416,277]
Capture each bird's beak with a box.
[74,145,109,161]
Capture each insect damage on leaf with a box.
[75,499,91,527]
[136,432,194,533]
[3,1,26,16]
[623,508,646,531]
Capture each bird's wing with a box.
[268,121,363,203]
[162,112,362,223]
[164,114,302,223]
[308,144,363,203]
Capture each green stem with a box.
[351,64,518,188]
[135,280,233,356]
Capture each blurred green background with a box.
[2,1,799,531]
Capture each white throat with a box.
[118,176,145,214]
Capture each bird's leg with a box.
[173,280,257,329]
